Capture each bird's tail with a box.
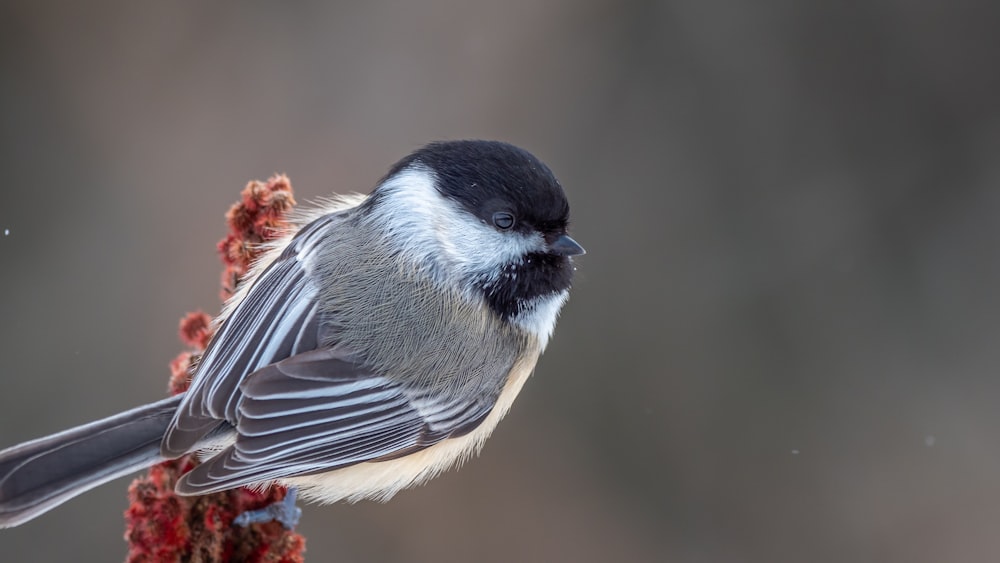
[0,395,182,528]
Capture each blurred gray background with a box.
[1,1,999,562]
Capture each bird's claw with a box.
[232,487,302,529]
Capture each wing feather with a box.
[162,215,337,457]
[174,349,495,494]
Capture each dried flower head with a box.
[125,175,305,562]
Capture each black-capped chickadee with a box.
[0,140,584,528]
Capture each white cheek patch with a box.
[370,166,543,284]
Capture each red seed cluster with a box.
[218,174,297,299]
[168,351,195,397]
[125,175,305,562]
[179,311,214,351]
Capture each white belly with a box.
[284,350,539,504]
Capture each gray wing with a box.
[175,348,496,495]
[162,213,339,457]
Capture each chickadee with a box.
[0,140,584,528]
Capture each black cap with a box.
[387,140,571,239]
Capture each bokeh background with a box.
[1,1,999,562]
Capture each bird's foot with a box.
[233,487,302,529]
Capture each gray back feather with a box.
[309,213,530,402]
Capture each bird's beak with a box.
[549,234,586,256]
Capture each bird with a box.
[0,139,584,528]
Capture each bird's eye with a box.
[492,211,515,230]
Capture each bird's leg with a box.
[232,487,303,529]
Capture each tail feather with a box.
[0,395,182,528]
